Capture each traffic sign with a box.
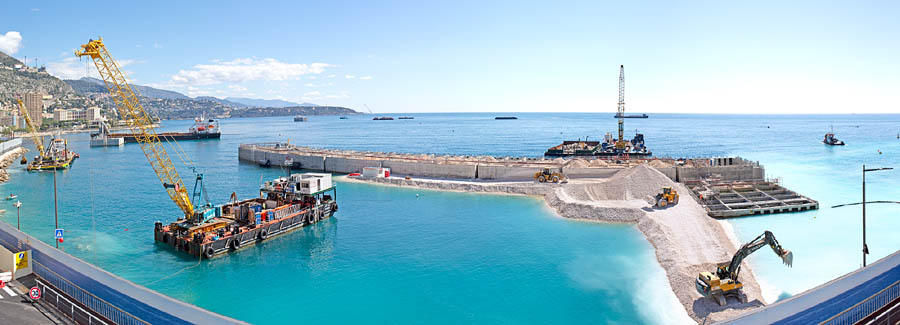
[29,286,40,300]
[55,229,64,239]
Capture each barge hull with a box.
[109,132,221,143]
[154,201,336,258]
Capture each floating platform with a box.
[90,136,124,147]
[154,173,338,259]
[688,180,819,218]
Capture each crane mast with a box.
[75,38,195,218]
[616,65,626,150]
[15,98,46,159]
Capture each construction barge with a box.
[103,118,221,143]
[154,172,338,259]
[26,138,79,171]
[544,133,651,157]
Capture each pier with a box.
[689,180,819,218]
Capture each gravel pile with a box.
[562,163,675,202]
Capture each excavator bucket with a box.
[781,250,793,267]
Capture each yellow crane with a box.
[75,38,199,219]
[15,98,46,162]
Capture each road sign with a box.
[55,229,64,239]
[29,286,40,300]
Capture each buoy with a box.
[416,193,419,198]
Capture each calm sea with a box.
[3,113,900,323]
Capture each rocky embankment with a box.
[344,164,764,323]
[0,147,26,183]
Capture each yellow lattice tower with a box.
[76,38,194,218]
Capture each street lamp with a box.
[13,201,22,230]
[862,165,892,267]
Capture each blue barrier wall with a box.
[0,221,244,324]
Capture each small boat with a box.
[373,117,394,121]
[20,156,27,164]
[6,194,16,200]
[339,116,349,120]
[614,113,649,118]
[495,116,518,120]
[823,126,845,146]
[294,116,308,122]
[398,116,414,120]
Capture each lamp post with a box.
[54,170,59,249]
[13,201,22,230]
[862,165,892,267]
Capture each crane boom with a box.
[616,65,626,150]
[75,38,194,218]
[15,98,45,158]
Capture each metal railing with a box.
[33,261,149,325]
[36,278,108,325]
[821,279,900,325]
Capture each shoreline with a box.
[340,165,766,323]
[0,147,27,183]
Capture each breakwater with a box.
[239,143,765,182]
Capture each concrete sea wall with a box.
[0,221,244,324]
[240,144,622,181]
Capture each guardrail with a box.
[33,260,149,325]
[36,278,110,325]
[820,280,900,325]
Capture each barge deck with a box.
[154,172,338,259]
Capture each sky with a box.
[1,1,899,114]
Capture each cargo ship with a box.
[544,133,651,157]
[104,118,221,143]
[614,113,649,118]
[373,116,394,120]
[26,138,79,171]
[294,116,308,122]
[154,172,338,259]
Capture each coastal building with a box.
[23,92,43,128]
[54,107,102,122]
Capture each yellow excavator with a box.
[696,230,793,306]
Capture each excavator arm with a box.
[719,230,793,281]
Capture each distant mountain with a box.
[229,106,358,118]
[224,97,313,108]
[195,96,248,108]
[65,77,189,100]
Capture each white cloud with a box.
[46,56,141,80]
[227,84,248,92]
[304,91,321,96]
[0,31,23,54]
[326,74,336,78]
[169,58,333,86]
[344,74,355,79]
[304,83,315,87]
[360,75,373,80]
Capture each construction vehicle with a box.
[534,168,567,183]
[695,230,793,306]
[77,38,338,259]
[16,99,78,171]
[655,186,679,208]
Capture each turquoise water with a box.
[4,113,900,322]
[1,114,700,324]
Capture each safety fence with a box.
[820,280,900,325]
[34,261,146,325]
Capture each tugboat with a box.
[823,126,845,146]
[293,116,308,122]
[154,172,338,259]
